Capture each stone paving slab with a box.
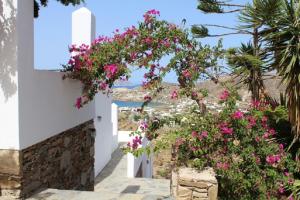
[27,189,171,200]
[94,143,170,197]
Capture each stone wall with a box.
[0,120,95,199]
[171,168,218,200]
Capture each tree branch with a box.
[197,24,252,34]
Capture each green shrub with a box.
[172,90,297,199]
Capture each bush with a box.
[171,90,297,199]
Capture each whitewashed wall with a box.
[111,103,119,152]
[94,93,114,175]
[0,0,20,149]
[118,132,153,178]
[0,1,118,180]
[127,137,153,178]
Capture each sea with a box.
[112,85,163,108]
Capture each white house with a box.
[0,0,118,199]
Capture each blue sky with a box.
[34,0,249,84]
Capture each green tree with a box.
[241,0,300,140]
[192,0,272,101]
[34,0,85,18]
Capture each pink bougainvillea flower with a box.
[192,91,198,98]
[278,184,285,194]
[144,95,152,101]
[146,9,160,16]
[182,69,191,79]
[246,116,256,128]
[279,144,284,151]
[266,154,281,165]
[219,90,230,101]
[75,97,82,109]
[129,136,143,150]
[171,90,178,99]
[269,128,276,136]
[104,64,118,79]
[216,162,230,170]
[99,82,108,90]
[175,137,184,147]
[191,131,198,138]
[144,37,153,45]
[190,146,199,151]
[262,116,268,123]
[232,110,244,120]
[201,131,208,138]
[219,122,233,135]
[139,121,148,131]
[263,132,269,139]
[251,100,261,109]
[255,136,261,143]
[284,171,289,177]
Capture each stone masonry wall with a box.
[0,120,95,199]
[171,168,218,200]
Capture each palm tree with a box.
[227,42,269,100]
[192,0,270,101]
[242,0,300,139]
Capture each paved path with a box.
[94,144,171,198]
[29,141,171,200]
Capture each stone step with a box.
[95,178,171,197]
[27,188,172,200]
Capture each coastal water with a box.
[113,100,161,108]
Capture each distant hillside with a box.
[112,75,285,104]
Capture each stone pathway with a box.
[28,142,171,200]
[93,144,171,199]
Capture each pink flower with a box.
[251,100,261,109]
[75,97,82,109]
[284,171,289,176]
[232,110,244,120]
[279,144,284,151]
[140,121,148,131]
[104,64,118,79]
[175,138,184,147]
[255,136,261,143]
[191,131,198,138]
[222,127,233,135]
[219,90,230,101]
[216,162,230,170]
[129,136,143,150]
[182,69,191,79]
[262,116,268,123]
[144,95,152,101]
[219,122,233,135]
[201,131,208,138]
[99,82,108,90]
[192,91,198,98]
[190,146,199,151]
[146,9,160,16]
[171,90,178,99]
[246,116,256,128]
[269,128,276,136]
[263,132,269,139]
[144,37,153,45]
[278,184,285,194]
[266,154,281,165]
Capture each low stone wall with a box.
[171,168,218,200]
[0,120,95,199]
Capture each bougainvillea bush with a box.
[165,90,297,200]
[63,10,223,110]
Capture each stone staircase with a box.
[28,142,172,200]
